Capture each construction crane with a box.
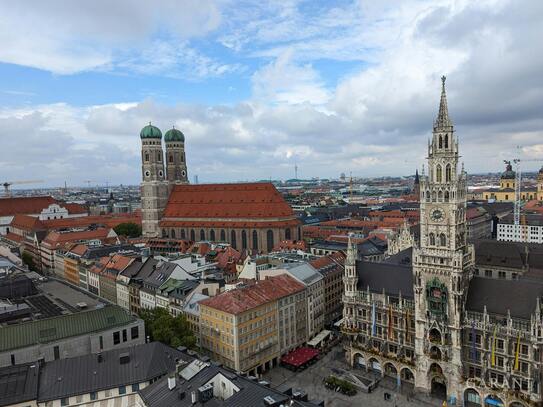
[1,180,43,197]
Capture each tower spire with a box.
[434,75,452,130]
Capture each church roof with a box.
[162,182,297,221]
[0,196,54,217]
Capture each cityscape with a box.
[1,2,543,407]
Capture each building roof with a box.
[200,274,305,315]
[10,214,45,231]
[41,228,115,249]
[283,263,323,286]
[357,249,414,298]
[466,277,543,319]
[162,183,296,221]
[41,212,141,229]
[0,305,137,352]
[471,239,543,270]
[0,196,56,217]
[38,342,190,402]
[0,363,40,407]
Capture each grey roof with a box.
[139,363,321,407]
[466,277,543,319]
[144,262,177,289]
[0,305,137,352]
[473,239,543,271]
[283,263,323,286]
[356,256,414,299]
[183,293,209,316]
[128,258,159,284]
[82,244,137,260]
[0,363,39,407]
[357,237,387,256]
[38,342,191,402]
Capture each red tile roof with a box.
[200,274,305,315]
[68,244,88,256]
[162,183,296,220]
[41,228,114,249]
[0,196,56,217]
[63,203,88,214]
[42,213,141,229]
[4,232,24,243]
[10,214,46,231]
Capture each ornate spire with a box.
[434,75,452,130]
[346,233,357,266]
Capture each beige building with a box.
[199,274,306,375]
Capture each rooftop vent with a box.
[263,395,278,406]
[119,353,130,364]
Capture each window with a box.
[122,329,127,342]
[231,230,237,248]
[267,230,274,252]
[439,233,446,246]
[210,229,216,241]
[10,354,15,366]
[90,392,97,401]
[61,398,69,406]
[444,134,449,148]
[429,233,435,246]
[132,383,140,392]
[485,270,492,278]
[131,326,139,340]
[439,135,443,148]
[119,385,126,395]
[436,164,442,182]
[241,230,247,249]
[220,229,226,242]
[190,229,195,241]
[54,345,60,360]
[498,271,506,279]
[252,230,258,250]
[285,228,291,240]
[445,164,451,182]
[113,331,120,345]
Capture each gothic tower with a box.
[344,234,358,296]
[140,123,169,238]
[164,126,188,190]
[412,77,474,402]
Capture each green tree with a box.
[114,222,142,238]
[21,251,36,271]
[139,307,196,349]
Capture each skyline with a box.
[1,0,543,187]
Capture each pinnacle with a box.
[434,76,453,130]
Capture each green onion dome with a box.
[164,127,185,142]
[140,123,162,139]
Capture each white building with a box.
[497,213,543,243]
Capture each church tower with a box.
[140,123,169,238]
[412,77,474,402]
[344,234,358,296]
[164,126,188,189]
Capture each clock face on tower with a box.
[430,208,445,222]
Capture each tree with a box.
[139,307,197,349]
[21,251,36,271]
[114,222,142,238]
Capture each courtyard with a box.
[262,346,446,407]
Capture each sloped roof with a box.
[0,306,136,352]
[0,363,40,407]
[162,183,295,220]
[0,196,56,217]
[10,214,45,231]
[41,228,114,249]
[38,342,190,402]
[200,274,305,315]
[356,253,414,298]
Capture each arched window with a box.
[438,191,443,202]
[190,229,195,241]
[445,164,451,182]
[252,230,258,250]
[444,134,448,148]
[157,151,162,161]
[426,190,430,202]
[439,135,443,148]
[267,230,274,252]
[162,229,168,238]
[200,229,206,241]
[144,152,149,162]
[285,228,291,240]
[436,165,442,183]
[231,230,237,248]
[440,233,446,246]
[444,190,449,202]
[432,191,437,202]
[171,229,176,239]
[181,229,186,239]
[169,154,173,163]
[210,229,216,241]
[429,233,435,246]
[241,230,247,249]
[220,229,226,242]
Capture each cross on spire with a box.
[434,75,452,130]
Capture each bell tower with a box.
[164,126,188,190]
[413,77,474,402]
[140,123,169,238]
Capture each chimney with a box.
[191,390,198,404]
[168,374,176,390]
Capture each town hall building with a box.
[139,125,300,253]
[343,78,543,407]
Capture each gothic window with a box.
[444,134,449,148]
[267,230,274,252]
[436,165,442,183]
[181,229,186,239]
[438,190,443,202]
[144,152,150,162]
[171,229,176,239]
[231,230,237,248]
[169,154,173,163]
[285,228,291,240]
[252,230,258,250]
[444,190,449,202]
[220,229,226,242]
[162,229,168,238]
[432,191,437,202]
[445,164,451,182]
[426,190,430,202]
[157,152,162,161]
[429,233,436,246]
[241,230,247,249]
[200,229,206,241]
[439,135,443,149]
[439,233,446,246]
[190,229,195,241]
[210,229,216,241]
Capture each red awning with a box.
[280,347,320,367]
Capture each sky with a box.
[1,0,543,187]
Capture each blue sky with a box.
[0,0,543,187]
